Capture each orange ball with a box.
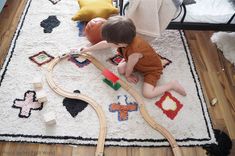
[85,17,107,44]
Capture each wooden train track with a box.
[45,53,182,156]
[45,54,106,156]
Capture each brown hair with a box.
[101,16,136,44]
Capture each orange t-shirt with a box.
[118,36,163,86]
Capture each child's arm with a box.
[125,53,142,77]
[125,53,143,83]
[81,40,110,53]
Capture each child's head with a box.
[101,16,136,45]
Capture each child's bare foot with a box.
[172,80,187,96]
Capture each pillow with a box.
[72,0,119,22]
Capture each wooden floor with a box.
[0,0,234,156]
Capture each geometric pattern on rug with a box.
[48,0,61,5]
[108,54,172,68]
[107,54,123,66]
[159,55,172,68]
[109,95,138,121]
[40,15,60,33]
[155,92,183,120]
[63,90,88,118]
[68,54,91,68]
[12,90,43,118]
[29,51,54,66]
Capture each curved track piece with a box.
[45,54,106,156]
[80,53,182,156]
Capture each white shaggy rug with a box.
[211,32,235,64]
[0,0,216,147]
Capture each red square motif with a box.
[155,92,183,120]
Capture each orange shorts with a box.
[144,72,161,87]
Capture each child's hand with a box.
[125,74,139,84]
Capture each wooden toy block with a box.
[36,90,47,103]
[210,98,218,106]
[102,69,119,83]
[103,78,121,90]
[43,111,56,125]
[32,76,43,89]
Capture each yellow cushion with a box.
[72,0,119,21]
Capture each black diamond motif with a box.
[40,16,60,33]
[63,90,88,117]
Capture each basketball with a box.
[85,17,107,44]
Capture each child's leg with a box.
[117,59,127,75]
[171,80,187,96]
[142,80,186,99]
